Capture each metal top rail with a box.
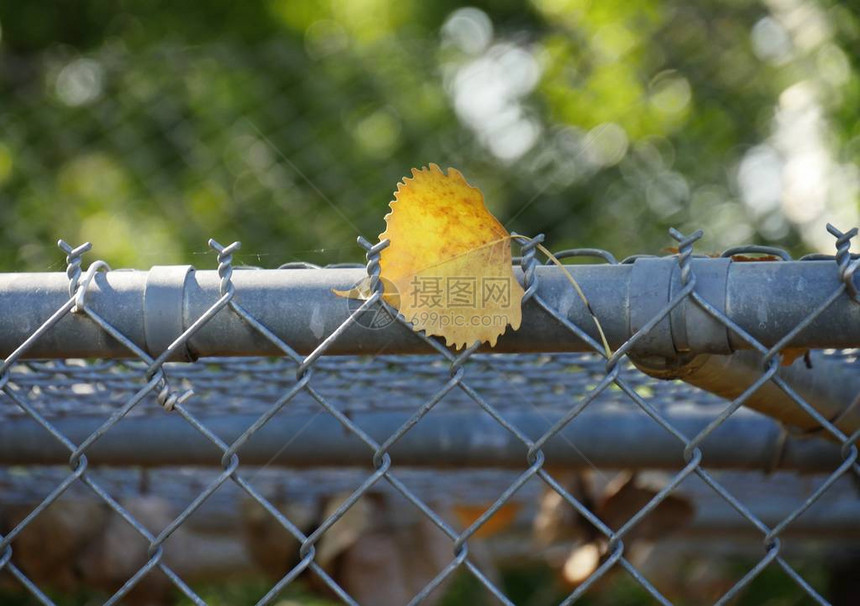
[0,257,858,360]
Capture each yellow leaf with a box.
[451,502,522,539]
[378,163,524,349]
[333,164,611,356]
[780,347,810,367]
[332,276,373,300]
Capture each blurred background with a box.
[1,2,860,605]
[0,0,858,271]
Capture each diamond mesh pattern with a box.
[1,228,859,605]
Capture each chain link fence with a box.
[1,224,859,605]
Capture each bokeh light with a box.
[0,1,857,270]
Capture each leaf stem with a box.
[535,243,613,358]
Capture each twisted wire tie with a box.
[57,239,93,304]
[208,238,241,297]
[826,223,860,304]
[514,233,544,302]
[668,228,703,287]
[357,235,389,297]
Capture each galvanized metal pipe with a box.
[0,259,858,360]
[0,408,842,471]
[632,350,860,437]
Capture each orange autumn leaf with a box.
[729,254,784,262]
[451,502,522,539]
[780,347,811,367]
[334,164,608,352]
[375,164,524,349]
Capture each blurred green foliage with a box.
[0,0,858,270]
[175,577,338,606]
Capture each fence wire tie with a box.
[72,261,113,314]
[668,227,704,287]
[57,239,93,310]
[827,223,860,304]
[155,375,194,412]
[356,235,389,296]
[512,232,544,302]
[208,238,242,297]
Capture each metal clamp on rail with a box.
[144,265,195,362]
[628,256,732,362]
